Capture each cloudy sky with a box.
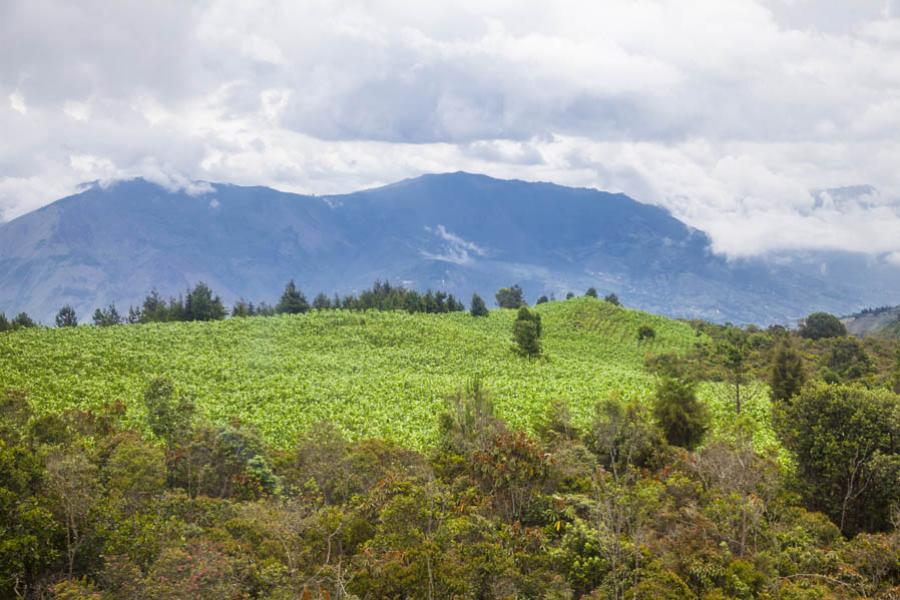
[2,0,900,258]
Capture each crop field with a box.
[0,298,775,449]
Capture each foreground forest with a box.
[0,285,898,598]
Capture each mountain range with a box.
[1,172,898,324]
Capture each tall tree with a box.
[769,341,805,404]
[470,293,489,317]
[92,304,121,327]
[276,280,310,314]
[312,292,332,310]
[512,306,542,357]
[185,282,226,321]
[719,328,751,414]
[55,305,78,327]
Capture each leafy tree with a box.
[637,325,656,342]
[653,375,707,450]
[779,383,900,534]
[55,305,78,327]
[312,292,332,310]
[890,349,900,394]
[143,378,195,446]
[604,293,620,306]
[184,282,226,321]
[799,312,847,340]
[512,306,542,356]
[826,337,873,382]
[769,341,805,403]
[470,292,489,317]
[139,289,170,322]
[92,304,121,327]
[276,280,310,314]
[585,287,598,298]
[565,292,575,300]
[495,284,526,309]
[587,399,667,479]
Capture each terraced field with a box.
[0,298,774,449]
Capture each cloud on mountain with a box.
[1,0,899,257]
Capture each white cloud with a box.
[0,0,898,259]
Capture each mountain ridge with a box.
[1,172,898,324]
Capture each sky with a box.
[2,0,900,259]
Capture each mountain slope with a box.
[1,172,898,323]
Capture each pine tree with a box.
[55,305,78,327]
[470,293,489,317]
[276,280,309,314]
[312,293,331,310]
[769,341,806,404]
[185,283,226,321]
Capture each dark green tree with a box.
[769,341,806,404]
[536,295,549,305]
[470,293,489,316]
[652,376,708,450]
[719,328,751,414]
[637,325,656,342]
[890,349,900,394]
[0,313,9,332]
[276,280,309,314]
[826,337,873,382]
[12,312,36,329]
[55,305,78,327]
[565,292,575,300]
[604,293,620,306]
[185,282,226,321]
[143,378,195,446]
[799,312,847,340]
[585,287,598,298]
[139,289,170,322]
[231,299,254,317]
[495,285,525,309]
[92,304,121,327]
[512,306,542,357]
[779,384,900,534]
[312,292,331,310]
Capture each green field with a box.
[0,298,774,449]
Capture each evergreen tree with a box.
[140,290,169,323]
[769,341,805,404]
[565,292,575,300]
[536,295,549,305]
[185,283,226,321]
[652,375,707,450]
[0,313,9,332]
[93,304,122,327]
[276,280,309,314]
[231,299,255,318]
[12,312,36,329]
[55,305,78,328]
[585,287,598,298]
[604,293,620,306]
[470,293,489,317]
[512,306,542,357]
[312,293,331,310]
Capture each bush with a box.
[637,325,656,342]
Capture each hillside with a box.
[3,172,898,324]
[844,305,900,337]
[0,298,773,449]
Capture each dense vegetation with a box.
[1,285,898,598]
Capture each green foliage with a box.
[779,383,900,534]
[585,287,598,298]
[512,306,542,356]
[469,292,489,317]
[495,284,526,309]
[604,293,620,306]
[92,304,121,327]
[0,298,705,449]
[55,305,78,328]
[653,375,708,450]
[276,280,309,314]
[799,312,847,340]
[769,341,805,404]
[184,282,226,321]
[536,295,549,304]
[826,337,873,382]
[143,378,195,445]
[637,324,656,342]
